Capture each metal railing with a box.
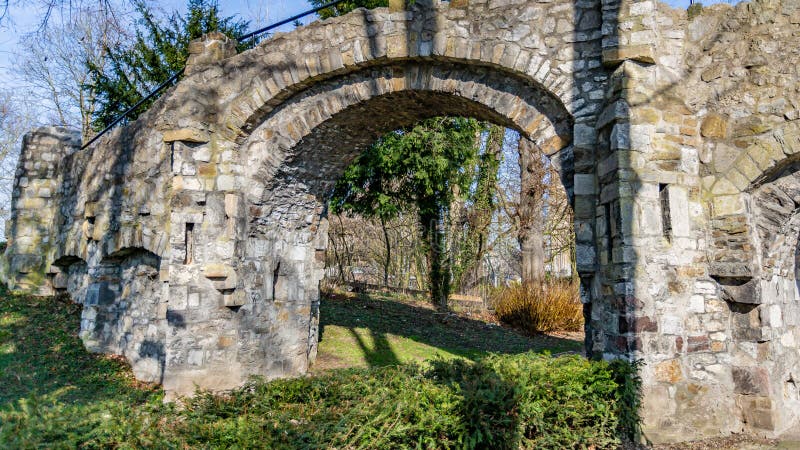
[81,0,350,150]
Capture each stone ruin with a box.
[3,0,800,443]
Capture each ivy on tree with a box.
[330,117,489,310]
[85,0,248,131]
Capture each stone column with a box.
[598,0,746,442]
[185,31,238,75]
[2,126,80,295]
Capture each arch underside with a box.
[241,61,574,213]
[228,59,577,383]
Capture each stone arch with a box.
[742,159,800,431]
[751,161,800,279]
[238,62,573,207]
[39,0,603,401]
[704,124,800,432]
[224,55,576,376]
[153,0,595,393]
[707,121,800,283]
[182,1,588,140]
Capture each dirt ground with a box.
[634,433,800,449]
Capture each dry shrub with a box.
[491,279,584,333]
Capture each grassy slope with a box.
[0,287,582,407]
[314,291,583,372]
[1,287,637,449]
[0,290,159,409]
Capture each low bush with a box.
[2,353,640,449]
[491,279,584,333]
[1,286,639,449]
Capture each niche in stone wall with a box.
[50,255,89,303]
[82,247,166,383]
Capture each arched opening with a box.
[737,161,800,429]
[50,255,89,301]
[235,62,579,372]
[314,122,581,371]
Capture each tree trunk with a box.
[380,215,391,286]
[421,208,449,310]
[518,137,546,284]
[473,125,503,282]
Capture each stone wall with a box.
[151,0,601,397]
[3,0,800,444]
[2,127,81,294]
[594,0,800,441]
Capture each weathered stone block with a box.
[223,290,246,307]
[687,335,710,353]
[733,366,770,395]
[701,114,728,139]
[602,45,655,66]
[655,359,683,383]
[163,129,210,143]
[204,263,230,279]
[718,278,761,305]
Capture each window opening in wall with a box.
[605,203,613,261]
[185,223,195,264]
[272,262,280,301]
[660,184,672,241]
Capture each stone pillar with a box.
[598,0,750,442]
[2,127,80,295]
[185,32,238,76]
[600,0,656,67]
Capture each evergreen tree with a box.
[86,0,248,130]
[331,117,487,310]
[308,0,389,19]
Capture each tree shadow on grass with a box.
[0,288,158,409]
[347,328,401,368]
[317,292,584,369]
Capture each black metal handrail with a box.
[81,0,350,150]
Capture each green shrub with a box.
[1,288,639,449]
[688,2,703,20]
[491,280,584,333]
[2,354,640,449]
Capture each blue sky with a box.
[0,1,315,85]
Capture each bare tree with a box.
[0,90,35,236]
[1,0,119,30]
[494,132,575,284]
[326,211,428,291]
[517,137,548,283]
[15,3,129,140]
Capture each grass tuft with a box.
[491,279,585,333]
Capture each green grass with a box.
[0,286,639,449]
[314,292,583,371]
[0,289,159,409]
